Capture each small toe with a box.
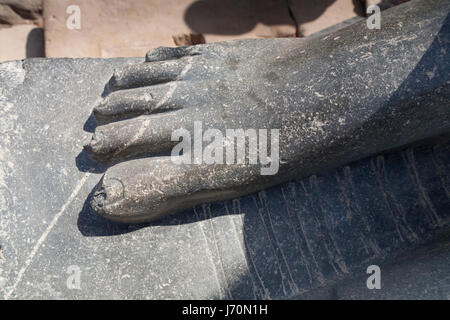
[94,82,187,125]
[145,45,201,62]
[109,59,190,91]
[84,111,188,165]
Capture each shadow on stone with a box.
[183,0,332,36]
[75,149,107,174]
[83,112,97,133]
[26,27,45,58]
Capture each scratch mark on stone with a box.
[193,206,225,299]
[5,170,93,300]
[253,193,288,296]
[204,204,234,299]
[371,156,404,241]
[259,190,299,294]
[281,183,313,286]
[312,175,349,274]
[403,149,442,227]
[226,201,258,299]
[341,166,383,259]
[371,155,417,242]
[304,177,342,277]
[431,146,450,198]
[296,181,325,284]
[235,201,271,299]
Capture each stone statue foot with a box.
[86,39,297,222]
[85,0,450,222]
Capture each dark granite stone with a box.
[85,0,450,223]
[0,57,449,299]
[0,0,449,300]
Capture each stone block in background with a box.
[0,25,44,62]
[288,0,364,37]
[43,0,367,58]
[0,0,44,62]
[43,0,297,58]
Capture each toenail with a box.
[101,178,125,205]
[109,70,122,87]
[88,130,104,149]
[93,99,107,113]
